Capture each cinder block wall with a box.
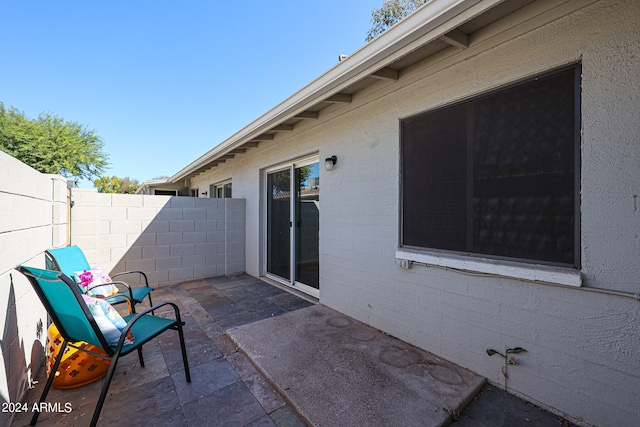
[69,189,245,287]
[0,151,67,426]
[0,150,246,426]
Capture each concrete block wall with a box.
[69,189,245,287]
[0,151,67,426]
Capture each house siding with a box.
[190,1,640,425]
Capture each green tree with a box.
[269,166,312,194]
[366,0,430,42]
[0,102,108,180]
[94,176,140,194]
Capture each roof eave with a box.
[170,0,501,183]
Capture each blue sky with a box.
[1,1,381,187]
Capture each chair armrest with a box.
[86,280,135,302]
[115,302,183,351]
[110,270,150,288]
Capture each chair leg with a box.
[137,347,145,367]
[177,322,191,383]
[90,353,120,427]
[31,340,68,426]
[147,292,154,315]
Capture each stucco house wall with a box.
[0,151,67,426]
[189,1,640,425]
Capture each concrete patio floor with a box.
[12,275,573,427]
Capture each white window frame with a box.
[262,154,320,298]
[398,65,582,288]
[211,179,232,198]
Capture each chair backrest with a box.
[18,266,112,352]
[46,245,91,279]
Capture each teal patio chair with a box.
[18,266,191,427]
[46,245,153,312]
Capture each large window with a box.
[401,65,580,267]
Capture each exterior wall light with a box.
[324,156,337,171]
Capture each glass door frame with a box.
[263,154,320,298]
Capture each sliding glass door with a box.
[266,158,319,296]
[266,168,291,281]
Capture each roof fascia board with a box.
[171,0,503,182]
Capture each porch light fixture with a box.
[324,156,337,171]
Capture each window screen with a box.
[401,66,580,267]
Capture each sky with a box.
[0,0,382,187]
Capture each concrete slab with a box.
[228,304,485,427]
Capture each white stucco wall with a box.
[0,151,67,426]
[189,1,639,425]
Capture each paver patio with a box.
[12,274,572,427]
[12,275,312,427]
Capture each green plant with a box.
[487,346,527,389]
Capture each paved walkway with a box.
[13,275,573,426]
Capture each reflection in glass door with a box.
[266,169,291,281]
[266,160,319,295]
[295,164,319,289]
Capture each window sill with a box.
[395,248,582,287]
